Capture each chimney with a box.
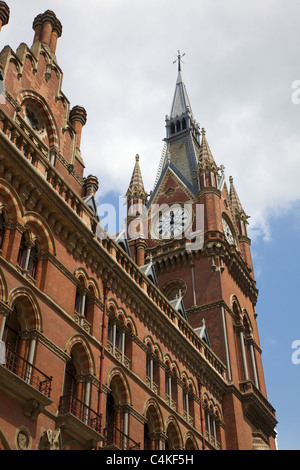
[84,175,99,197]
[69,106,87,150]
[32,10,62,54]
[0,2,9,32]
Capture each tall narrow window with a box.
[0,211,5,249]
[17,233,38,279]
[3,307,21,353]
[17,233,28,269]
[27,242,38,278]
[105,393,116,428]
[144,423,150,450]
[63,357,77,397]
[74,288,87,317]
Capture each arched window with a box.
[63,356,77,396]
[143,402,164,450]
[107,318,123,351]
[2,301,41,388]
[59,345,97,430]
[27,243,38,278]
[103,373,135,450]
[105,392,116,429]
[3,306,21,353]
[74,287,87,317]
[144,423,150,450]
[165,364,178,409]
[165,421,181,450]
[17,232,38,279]
[170,123,175,135]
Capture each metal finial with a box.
[173,50,185,72]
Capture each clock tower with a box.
[130,55,277,449]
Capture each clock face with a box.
[222,218,234,245]
[154,207,191,239]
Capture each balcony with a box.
[103,425,140,450]
[57,393,103,448]
[0,342,53,419]
[239,380,277,438]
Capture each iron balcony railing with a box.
[103,425,140,450]
[3,343,52,397]
[58,392,102,434]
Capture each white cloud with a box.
[2,0,300,241]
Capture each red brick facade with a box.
[0,5,276,451]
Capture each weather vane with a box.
[173,50,185,72]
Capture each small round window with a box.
[25,102,46,137]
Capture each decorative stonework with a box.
[16,427,31,450]
[38,429,62,450]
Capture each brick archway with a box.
[144,398,164,434]
[23,212,55,255]
[8,287,42,332]
[106,368,131,406]
[0,179,23,222]
[64,335,95,376]
[16,90,60,150]
[165,416,183,450]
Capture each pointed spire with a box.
[198,128,218,172]
[170,68,193,120]
[229,176,245,216]
[126,154,147,202]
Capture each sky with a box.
[2,0,300,450]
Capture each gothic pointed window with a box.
[63,356,77,397]
[105,392,116,428]
[17,233,27,269]
[27,242,38,278]
[17,233,38,279]
[3,306,21,353]
[74,288,87,317]
[144,423,150,450]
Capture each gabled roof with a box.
[148,158,197,206]
[169,294,188,321]
[140,259,158,287]
[115,227,131,257]
[82,193,99,221]
[194,321,211,347]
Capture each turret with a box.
[69,106,87,152]
[196,128,219,189]
[126,155,148,266]
[0,2,9,32]
[229,176,254,271]
[32,10,62,54]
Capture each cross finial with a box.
[173,50,185,72]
